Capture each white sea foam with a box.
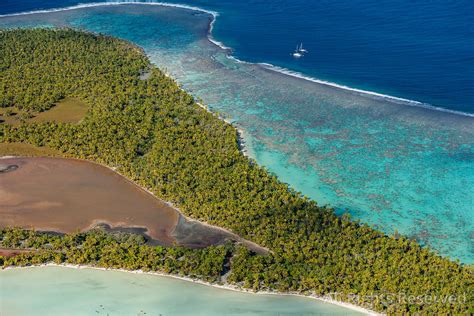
[0,1,231,50]
[0,1,216,18]
[257,63,474,117]
[0,0,472,118]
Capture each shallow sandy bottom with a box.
[0,266,368,315]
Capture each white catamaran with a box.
[292,43,308,58]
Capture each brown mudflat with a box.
[0,248,34,258]
[0,157,269,254]
[0,157,178,245]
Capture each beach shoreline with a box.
[0,148,369,313]
[2,263,380,315]
[195,102,254,158]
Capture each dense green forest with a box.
[0,228,231,283]
[0,29,472,314]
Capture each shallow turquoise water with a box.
[0,267,363,315]
[0,4,473,263]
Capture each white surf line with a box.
[0,1,472,118]
[0,2,230,51]
[0,1,216,18]
[257,64,474,117]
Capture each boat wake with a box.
[1,0,472,118]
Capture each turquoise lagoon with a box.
[0,3,473,263]
[0,266,363,315]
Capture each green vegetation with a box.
[0,142,61,157]
[0,29,472,314]
[0,106,23,125]
[0,97,88,125]
[0,228,231,283]
[30,97,88,124]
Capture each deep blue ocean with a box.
[1,0,473,114]
[0,1,472,263]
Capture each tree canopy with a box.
[0,29,472,314]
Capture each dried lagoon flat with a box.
[0,156,267,251]
[0,156,269,253]
[0,157,179,245]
